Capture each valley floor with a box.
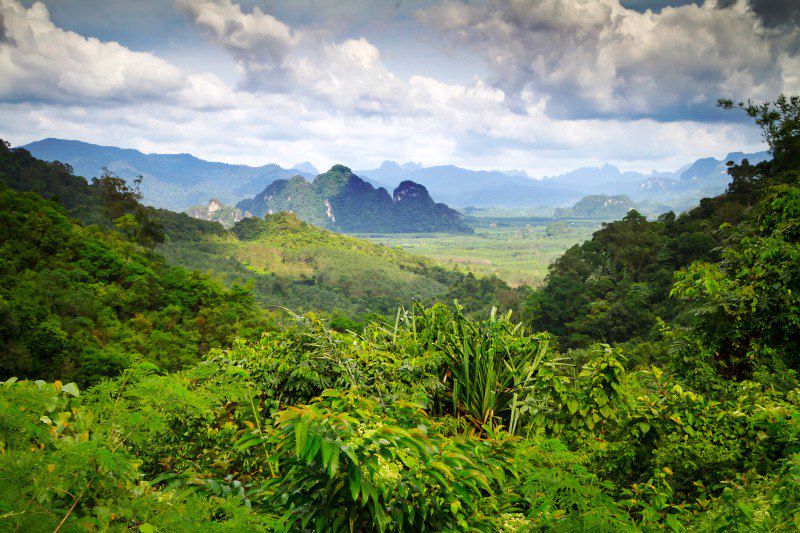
[358,219,598,287]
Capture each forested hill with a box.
[524,98,799,356]
[0,177,266,388]
[162,208,518,318]
[236,165,472,233]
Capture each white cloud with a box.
[419,0,800,119]
[0,0,771,186]
[174,0,298,89]
[177,0,408,114]
[0,0,233,108]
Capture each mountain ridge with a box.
[236,165,472,234]
[356,152,767,209]
[22,138,769,214]
[21,138,312,210]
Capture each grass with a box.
[235,242,314,278]
[358,219,599,287]
[158,213,450,316]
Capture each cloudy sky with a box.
[1,0,798,176]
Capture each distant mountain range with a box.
[21,138,769,216]
[236,165,471,233]
[360,151,769,210]
[543,151,769,199]
[356,161,580,208]
[21,138,313,210]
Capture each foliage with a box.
[0,377,273,531]
[671,182,800,382]
[439,305,550,434]
[0,186,266,386]
[525,196,751,348]
[3,95,800,531]
[267,390,503,531]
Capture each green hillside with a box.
[162,211,520,318]
[0,184,266,387]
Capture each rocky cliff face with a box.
[236,166,471,233]
[185,199,243,228]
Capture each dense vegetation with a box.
[525,173,758,348]
[0,185,266,386]
[0,142,518,322]
[2,95,800,531]
[236,165,472,234]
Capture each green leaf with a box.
[328,452,339,478]
[349,469,361,500]
[665,514,682,531]
[566,399,579,414]
[295,419,309,458]
[235,433,262,451]
[61,382,80,397]
[736,501,754,520]
[321,439,335,469]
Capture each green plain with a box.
[358,218,600,287]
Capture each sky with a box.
[1,0,798,177]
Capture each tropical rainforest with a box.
[1,95,800,532]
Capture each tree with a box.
[718,95,800,175]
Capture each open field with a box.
[358,218,600,287]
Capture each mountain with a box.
[22,138,770,215]
[21,138,311,210]
[356,151,769,211]
[544,151,770,202]
[184,198,242,228]
[554,194,637,220]
[236,165,472,233]
[292,161,319,174]
[358,162,582,207]
[541,163,666,191]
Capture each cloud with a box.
[419,0,800,120]
[717,0,800,29]
[174,0,298,90]
[0,0,232,108]
[177,0,408,114]
[0,0,772,184]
